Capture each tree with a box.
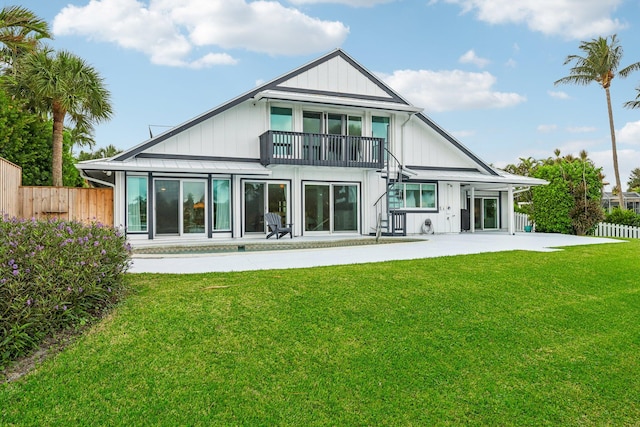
[0,89,83,186]
[628,167,640,192]
[509,150,604,235]
[625,86,640,110]
[77,144,122,161]
[555,34,640,211]
[7,48,112,186]
[0,5,51,73]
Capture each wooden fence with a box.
[1,157,113,225]
[19,186,114,225]
[0,157,22,218]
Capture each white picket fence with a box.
[594,222,640,239]
[515,212,533,232]
[514,212,639,238]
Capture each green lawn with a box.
[2,240,639,426]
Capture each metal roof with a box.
[77,157,271,175]
[404,167,547,188]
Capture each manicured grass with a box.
[1,240,639,425]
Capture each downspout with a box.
[399,112,415,174]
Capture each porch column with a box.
[470,186,475,233]
[507,184,515,235]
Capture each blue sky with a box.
[13,0,640,189]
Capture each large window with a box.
[212,179,231,231]
[127,176,148,232]
[389,182,437,210]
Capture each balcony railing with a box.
[260,130,385,168]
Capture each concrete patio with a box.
[128,232,624,274]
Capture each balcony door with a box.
[302,111,362,162]
[243,181,289,234]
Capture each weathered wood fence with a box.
[0,157,22,218]
[1,157,113,225]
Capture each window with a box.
[389,182,437,210]
[126,176,148,232]
[270,107,292,131]
[212,179,231,231]
[270,107,293,157]
[372,116,389,161]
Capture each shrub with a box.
[605,208,640,227]
[0,216,131,367]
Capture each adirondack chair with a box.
[264,212,293,239]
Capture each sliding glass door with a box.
[304,183,359,233]
[473,197,499,230]
[155,179,206,236]
[243,181,289,234]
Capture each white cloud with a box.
[288,0,395,5]
[459,50,490,68]
[590,148,640,190]
[437,0,626,39]
[537,124,557,133]
[618,120,640,144]
[548,90,569,100]
[53,0,349,68]
[567,126,597,133]
[380,69,526,112]
[505,59,517,68]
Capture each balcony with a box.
[260,130,385,169]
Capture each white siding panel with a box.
[402,119,478,169]
[143,101,266,159]
[278,56,391,99]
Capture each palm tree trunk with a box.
[52,106,65,187]
[605,87,625,210]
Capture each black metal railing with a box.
[260,130,385,168]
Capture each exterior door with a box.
[473,197,499,230]
[243,181,288,234]
[155,179,207,236]
[304,183,359,233]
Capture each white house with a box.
[77,49,546,242]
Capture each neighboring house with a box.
[77,49,546,242]
[602,192,640,214]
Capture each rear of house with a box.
[77,49,545,243]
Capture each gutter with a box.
[79,169,115,188]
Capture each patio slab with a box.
[128,233,624,274]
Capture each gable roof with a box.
[110,49,497,175]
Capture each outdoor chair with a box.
[264,212,293,239]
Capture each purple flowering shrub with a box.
[0,215,131,366]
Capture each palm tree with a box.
[0,6,51,72]
[624,86,640,110]
[9,48,112,186]
[555,34,640,210]
[628,167,640,192]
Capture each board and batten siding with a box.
[402,119,479,170]
[0,157,22,218]
[145,102,265,159]
[277,55,392,98]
